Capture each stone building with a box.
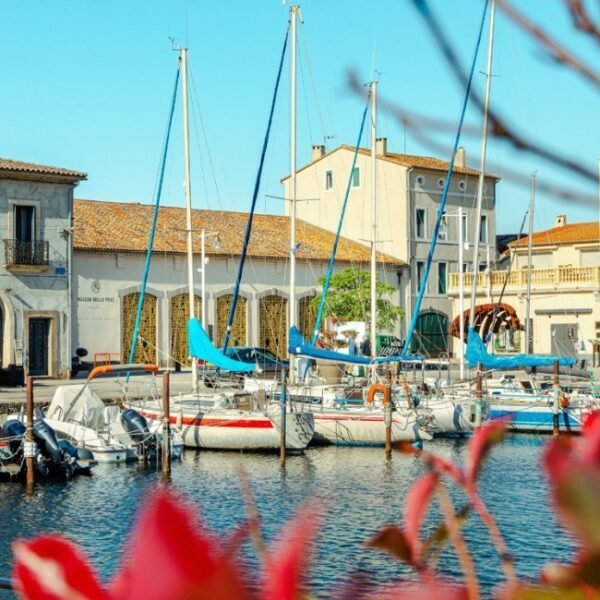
[0,159,86,379]
[283,141,499,356]
[72,199,403,368]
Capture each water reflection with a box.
[0,435,575,597]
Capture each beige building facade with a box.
[283,141,498,357]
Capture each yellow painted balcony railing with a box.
[448,266,600,294]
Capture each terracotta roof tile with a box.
[508,221,600,248]
[73,199,403,266]
[0,158,86,181]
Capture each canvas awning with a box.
[450,303,520,342]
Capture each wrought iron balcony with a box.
[4,239,49,268]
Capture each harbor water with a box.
[0,434,576,597]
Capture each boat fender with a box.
[366,384,391,406]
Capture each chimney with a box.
[375,137,387,156]
[311,144,325,161]
[554,214,567,228]
[455,146,466,168]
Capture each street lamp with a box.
[199,229,221,330]
[441,207,469,380]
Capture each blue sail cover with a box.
[465,327,576,370]
[188,318,255,372]
[288,327,411,365]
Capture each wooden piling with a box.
[384,397,392,459]
[280,369,287,464]
[25,376,35,489]
[553,360,560,437]
[162,371,171,478]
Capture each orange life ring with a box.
[367,384,391,405]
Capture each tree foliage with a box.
[312,267,404,332]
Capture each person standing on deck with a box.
[360,335,371,357]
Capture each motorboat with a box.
[44,365,184,463]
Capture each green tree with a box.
[312,266,404,332]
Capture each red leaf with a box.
[262,504,320,600]
[365,578,469,599]
[403,472,438,561]
[110,489,250,600]
[366,525,413,564]
[581,410,600,466]
[12,535,107,600]
[465,421,507,485]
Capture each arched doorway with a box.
[170,294,202,368]
[122,292,157,364]
[412,310,449,357]
[298,295,316,341]
[216,294,247,347]
[259,294,287,358]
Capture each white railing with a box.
[448,266,600,294]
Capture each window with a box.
[462,262,469,273]
[438,212,448,240]
[325,170,333,190]
[416,261,426,292]
[15,205,36,242]
[416,208,426,239]
[438,262,447,294]
[479,215,488,243]
[351,167,360,187]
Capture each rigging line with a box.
[188,60,226,210]
[401,0,491,358]
[222,27,289,353]
[128,64,181,371]
[312,102,370,344]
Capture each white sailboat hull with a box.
[126,397,314,451]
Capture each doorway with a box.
[29,318,50,376]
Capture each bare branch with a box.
[496,0,600,87]
[564,0,600,44]
[407,0,597,184]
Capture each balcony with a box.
[448,266,600,295]
[4,239,49,272]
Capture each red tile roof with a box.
[509,221,600,248]
[0,158,86,181]
[73,199,403,265]
[283,145,498,180]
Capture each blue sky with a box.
[1,0,598,234]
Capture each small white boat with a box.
[125,389,315,451]
[45,383,184,463]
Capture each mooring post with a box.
[280,368,287,464]
[162,371,171,478]
[384,390,392,459]
[475,363,483,428]
[553,360,560,437]
[25,376,35,489]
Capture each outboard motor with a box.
[33,409,75,478]
[121,409,158,460]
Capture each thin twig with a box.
[237,468,267,559]
[496,0,600,86]
[564,0,600,43]
[410,0,598,183]
[470,490,518,588]
[436,485,480,600]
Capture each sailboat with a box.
[284,75,433,445]
[125,46,314,452]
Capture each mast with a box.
[370,80,377,357]
[181,47,199,392]
[525,171,536,354]
[468,0,496,330]
[289,5,299,379]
